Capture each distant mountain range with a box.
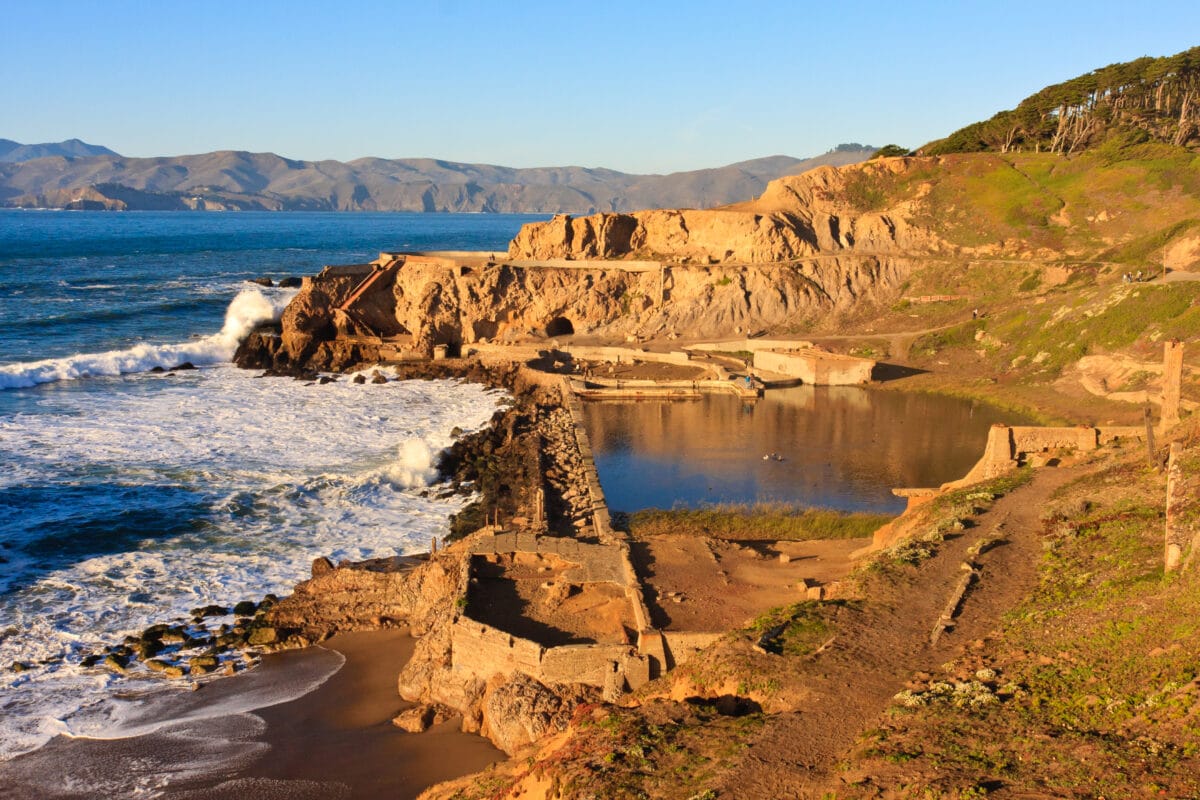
[0,140,875,213]
[0,138,119,163]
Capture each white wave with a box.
[0,367,505,759]
[385,438,440,488]
[0,287,295,390]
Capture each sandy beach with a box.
[0,629,502,799]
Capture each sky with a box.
[2,1,1199,174]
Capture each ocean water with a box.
[0,211,544,760]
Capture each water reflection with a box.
[582,386,1030,514]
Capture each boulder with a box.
[247,626,278,646]
[278,276,302,288]
[232,600,258,616]
[480,673,598,755]
[311,556,336,578]
[250,277,274,287]
[392,703,455,733]
[188,655,219,675]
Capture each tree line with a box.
[924,46,1200,156]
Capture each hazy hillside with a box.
[0,138,119,163]
[0,144,874,213]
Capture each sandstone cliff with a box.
[507,158,946,263]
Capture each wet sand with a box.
[0,629,502,799]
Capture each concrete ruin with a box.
[1165,442,1200,572]
[752,347,874,385]
[869,423,1147,552]
[1162,339,1185,430]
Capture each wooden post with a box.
[1165,442,1183,572]
[1162,340,1184,431]
[1144,405,1158,467]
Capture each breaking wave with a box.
[0,287,294,390]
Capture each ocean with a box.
[0,210,545,760]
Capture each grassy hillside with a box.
[924,46,1200,155]
[822,145,1200,262]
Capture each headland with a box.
[6,142,1198,799]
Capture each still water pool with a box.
[583,385,1031,515]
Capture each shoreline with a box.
[0,629,502,799]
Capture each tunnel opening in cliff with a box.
[545,317,575,338]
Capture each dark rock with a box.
[250,277,274,287]
[278,276,302,288]
[318,375,336,384]
[352,374,366,384]
[173,362,196,371]
[141,624,170,641]
[370,370,388,384]
[103,654,128,674]
[150,366,165,373]
[247,626,279,646]
[215,632,244,648]
[311,556,336,578]
[81,654,104,668]
[191,604,228,619]
[234,332,284,371]
[10,661,32,673]
[232,600,258,617]
[188,655,219,675]
[131,639,163,660]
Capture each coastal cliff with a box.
[236,161,957,374]
[508,158,943,262]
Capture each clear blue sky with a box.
[2,1,1198,173]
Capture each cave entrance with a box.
[545,317,575,338]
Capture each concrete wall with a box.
[450,617,650,697]
[661,632,724,669]
[753,349,874,385]
[467,534,626,584]
[452,619,544,680]
[687,338,815,353]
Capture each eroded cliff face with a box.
[239,255,911,372]
[508,159,948,264]
[236,159,957,373]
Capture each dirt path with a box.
[715,464,1083,799]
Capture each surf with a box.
[0,286,295,390]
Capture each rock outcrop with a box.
[243,256,909,372]
[508,159,946,264]
[235,159,979,374]
[265,554,465,643]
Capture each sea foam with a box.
[0,286,294,390]
[0,365,504,760]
